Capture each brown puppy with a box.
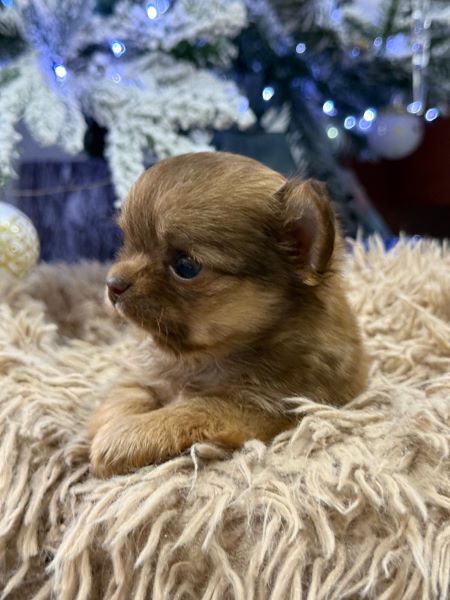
[89,152,368,478]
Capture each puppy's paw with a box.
[89,413,175,478]
[88,384,159,439]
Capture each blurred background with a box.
[1,0,449,269]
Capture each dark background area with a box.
[350,117,450,239]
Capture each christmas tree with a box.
[1,0,449,234]
[237,0,450,233]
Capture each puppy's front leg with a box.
[88,380,160,439]
[90,398,293,478]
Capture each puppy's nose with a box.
[106,276,131,303]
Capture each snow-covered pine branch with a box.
[75,0,246,57]
[0,0,252,201]
[83,53,254,203]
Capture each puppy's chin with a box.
[110,299,237,357]
[105,297,180,352]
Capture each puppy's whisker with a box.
[162,312,170,343]
[155,309,162,338]
[160,309,166,338]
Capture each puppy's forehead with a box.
[122,153,285,246]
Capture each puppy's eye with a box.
[171,254,202,279]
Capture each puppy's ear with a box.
[276,179,337,286]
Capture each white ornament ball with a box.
[0,202,40,278]
[367,111,424,160]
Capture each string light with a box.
[146,3,158,19]
[350,47,360,58]
[373,36,383,49]
[157,0,170,13]
[146,0,170,18]
[53,64,67,80]
[407,101,422,114]
[295,43,306,54]
[110,41,126,57]
[425,107,439,121]
[111,73,122,83]
[358,118,372,131]
[262,86,275,101]
[344,116,356,130]
[322,100,337,116]
[386,33,409,57]
[330,8,342,23]
[363,108,377,122]
[327,126,339,139]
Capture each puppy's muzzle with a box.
[106,276,131,304]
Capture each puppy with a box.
[89,152,368,478]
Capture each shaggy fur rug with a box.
[0,238,449,600]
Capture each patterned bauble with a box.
[0,202,40,278]
[367,110,424,160]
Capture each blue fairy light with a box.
[407,101,422,114]
[358,118,372,131]
[386,33,409,57]
[53,64,67,80]
[157,0,170,13]
[344,116,356,130]
[373,37,383,49]
[0,0,14,7]
[147,0,169,18]
[111,73,122,83]
[350,47,360,58]
[425,107,439,122]
[363,108,377,122]
[323,100,337,116]
[295,42,306,54]
[327,126,339,139]
[111,41,126,57]
[146,3,158,19]
[262,86,275,101]
[330,8,342,23]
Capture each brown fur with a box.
[89,152,368,478]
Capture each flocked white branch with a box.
[327,0,450,61]
[82,53,254,203]
[0,0,252,203]
[75,0,246,56]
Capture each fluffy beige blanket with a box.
[0,239,449,600]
